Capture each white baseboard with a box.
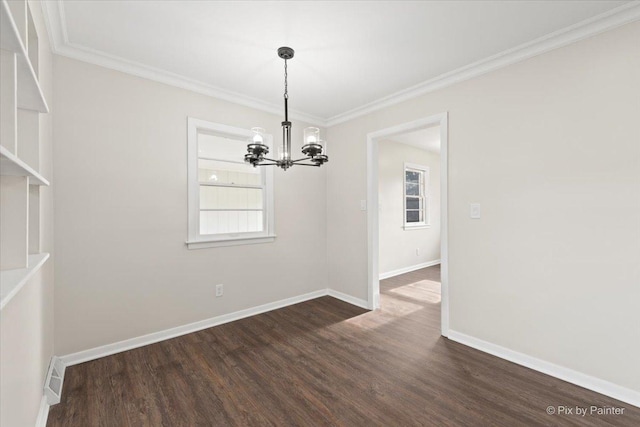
[34,396,49,427]
[379,259,441,280]
[61,289,327,366]
[61,288,369,366]
[52,290,640,410]
[448,330,640,408]
[327,289,371,310]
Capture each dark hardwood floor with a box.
[48,265,640,426]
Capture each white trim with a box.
[61,288,367,366]
[187,118,275,248]
[40,2,640,127]
[403,162,430,228]
[448,330,640,408]
[404,162,429,171]
[325,3,640,126]
[34,396,49,427]
[379,259,441,281]
[367,113,449,336]
[440,115,449,336]
[327,289,370,310]
[403,225,431,231]
[366,130,380,311]
[39,1,324,127]
[39,0,66,51]
[186,235,276,249]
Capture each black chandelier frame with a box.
[245,47,328,170]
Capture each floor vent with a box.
[44,356,66,405]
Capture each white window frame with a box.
[403,162,430,230]
[186,117,275,249]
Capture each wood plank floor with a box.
[48,265,640,426]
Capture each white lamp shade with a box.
[303,127,320,145]
[251,127,265,144]
[319,139,327,156]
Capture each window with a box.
[404,163,429,229]
[187,118,275,249]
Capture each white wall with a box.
[327,22,640,393]
[0,1,55,426]
[378,140,440,276]
[52,56,327,355]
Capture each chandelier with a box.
[244,47,328,170]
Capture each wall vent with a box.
[44,356,66,405]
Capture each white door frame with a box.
[366,112,449,336]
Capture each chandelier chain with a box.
[284,59,288,99]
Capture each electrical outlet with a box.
[215,284,224,297]
[416,248,420,256]
[470,203,481,219]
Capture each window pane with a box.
[200,186,263,210]
[406,197,420,210]
[406,210,422,223]
[405,182,419,196]
[200,211,263,235]
[198,159,261,185]
[406,170,420,184]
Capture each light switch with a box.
[360,200,367,211]
[470,203,481,219]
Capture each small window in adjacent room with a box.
[404,163,429,229]
[187,118,275,249]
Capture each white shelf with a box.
[0,0,49,113]
[0,252,49,310]
[0,0,50,311]
[0,144,49,185]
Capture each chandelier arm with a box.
[254,162,280,166]
[291,163,321,167]
[290,157,313,163]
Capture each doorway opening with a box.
[366,113,449,336]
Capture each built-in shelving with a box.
[0,253,49,310]
[0,0,49,113]
[0,145,49,185]
[0,0,50,311]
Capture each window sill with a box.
[186,235,276,250]
[403,224,431,230]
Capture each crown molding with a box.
[54,41,327,127]
[325,1,640,127]
[42,1,640,129]
[40,1,327,127]
[39,0,65,53]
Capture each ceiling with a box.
[44,1,634,125]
